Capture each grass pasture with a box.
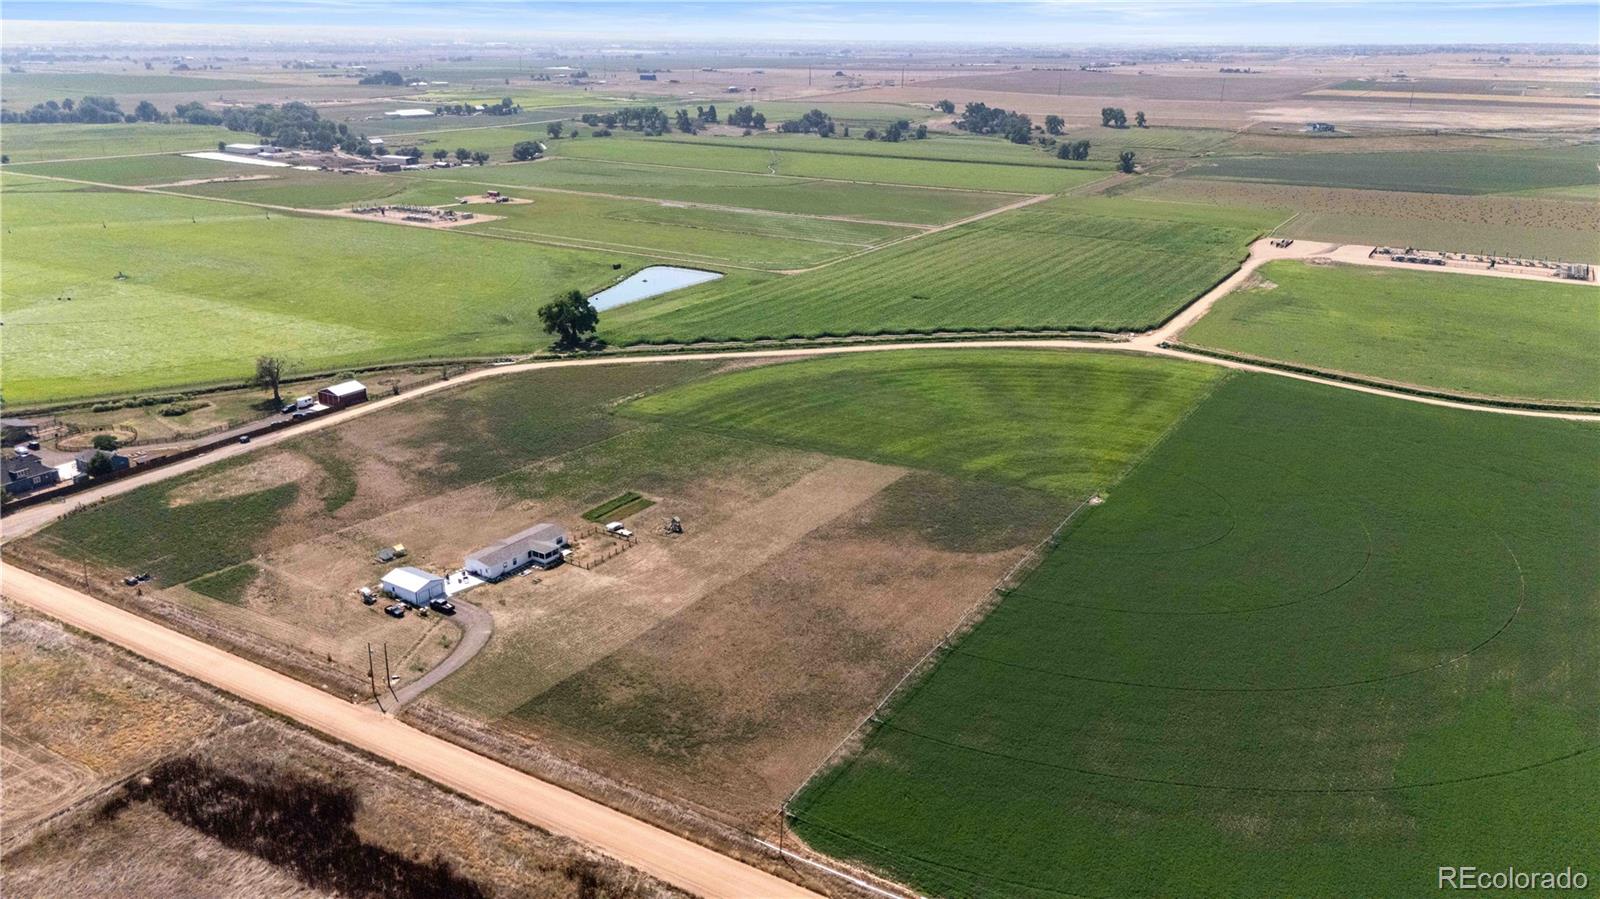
[604,196,1280,342]
[791,373,1600,897]
[420,157,1009,224]
[627,349,1223,497]
[0,123,240,162]
[0,175,628,403]
[1181,261,1600,404]
[0,72,272,108]
[1183,145,1600,196]
[4,153,254,186]
[551,135,1108,193]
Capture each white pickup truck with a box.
[605,522,633,538]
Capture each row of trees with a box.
[358,70,407,86]
[1100,107,1148,128]
[3,95,140,124]
[863,119,928,142]
[777,108,836,136]
[433,98,520,117]
[1056,140,1091,160]
[726,105,766,129]
[953,102,1034,144]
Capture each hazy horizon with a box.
[4,1,1597,47]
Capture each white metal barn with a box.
[381,567,446,606]
[465,523,570,580]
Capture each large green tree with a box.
[538,290,600,350]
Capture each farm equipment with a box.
[663,516,684,535]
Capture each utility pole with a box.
[383,642,399,704]
[367,643,383,711]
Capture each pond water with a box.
[588,266,723,311]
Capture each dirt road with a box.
[0,564,820,899]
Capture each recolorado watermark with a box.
[1439,866,1588,891]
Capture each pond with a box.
[588,266,724,311]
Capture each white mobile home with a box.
[381,566,446,606]
[465,523,570,580]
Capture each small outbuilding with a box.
[318,379,368,408]
[381,566,446,606]
[224,143,267,155]
[465,523,570,580]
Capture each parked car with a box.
[358,586,375,604]
[123,575,140,586]
[238,435,251,444]
[280,404,296,414]
[136,573,152,582]
[605,522,633,538]
[429,598,456,615]
[291,411,307,422]
[384,603,406,619]
[25,440,40,451]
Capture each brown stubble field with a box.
[0,608,683,899]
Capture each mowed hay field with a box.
[1181,145,1600,196]
[1138,176,1600,262]
[0,175,627,404]
[0,123,240,162]
[1180,261,1600,405]
[790,374,1600,898]
[604,197,1282,342]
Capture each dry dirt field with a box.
[0,606,685,899]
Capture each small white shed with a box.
[381,566,446,606]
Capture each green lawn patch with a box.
[186,562,260,605]
[626,349,1224,497]
[604,196,1279,342]
[1182,261,1600,404]
[790,373,1600,897]
[581,491,656,522]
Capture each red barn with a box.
[317,379,368,408]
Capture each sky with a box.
[2,1,1597,46]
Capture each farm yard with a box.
[603,197,1282,342]
[1179,261,1600,404]
[13,350,1221,821]
[790,374,1600,898]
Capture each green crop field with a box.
[4,153,253,185]
[420,157,1010,224]
[173,169,415,207]
[0,72,273,108]
[1181,261,1600,404]
[604,196,1279,342]
[0,175,632,404]
[551,136,1108,193]
[0,123,240,162]
[790,373,1600,897]
[627,349,1223,496]
[1183,146,1600,195]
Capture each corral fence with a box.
[779,492,1101,818]
[565,524,637,570]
